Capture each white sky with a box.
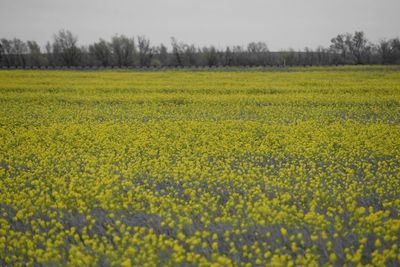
[0,0,399,51]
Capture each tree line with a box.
[1,30,400,68]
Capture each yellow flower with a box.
[121,258,131,267]
[280,228,288,236]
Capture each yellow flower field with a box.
[0,69,399,266]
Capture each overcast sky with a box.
[0,0,399,51]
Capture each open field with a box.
[0,69,399,266]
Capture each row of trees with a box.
[1,30,400,68]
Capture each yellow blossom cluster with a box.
[0,69,399,266]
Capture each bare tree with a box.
[79,45,93,66]
[0,39,12,67]
[157,44,168,66]
[247,41,269,66]
[183,44,198,66]
[232,45,247,66]
[223,47,233,66]
[52,30,81,66]
[202,46,218,67]
[171,37,184,66]
[14,39,28,67]
[247,41,268,53]
[45,41,55,66]
[111,35,135,67]
[27,40,45,66]
[348,31,371,64]
[0,38,28,67]
[89,39,112,67]
[0,42,3,66]
[1,30,399,68]
[378,38,400,64]
[280,48,298,66]
[391,38,400,63]
[302,47,314,66]
[137,36,153,67]
[315,46,332,65]
[330,31,372,64]
[330,33,352,64]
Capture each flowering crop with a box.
[0,69,399,266]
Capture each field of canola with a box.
[0,69,399,266]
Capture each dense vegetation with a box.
[0,68,399,266]
[1,30,400,68]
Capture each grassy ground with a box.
[0,69,399,266]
